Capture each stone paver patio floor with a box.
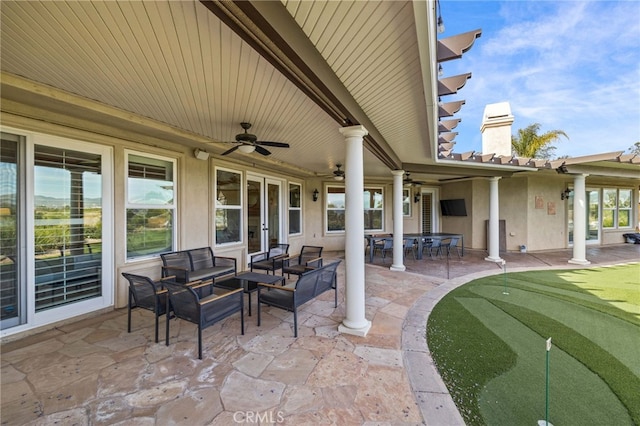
[1,245,638,425]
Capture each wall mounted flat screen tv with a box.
[440,199,467,216]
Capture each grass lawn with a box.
[426,263,640,425]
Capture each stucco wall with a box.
[499,176,529,251]
[402,196,422,234]
[522,175,570,250]
[440,180,474,248]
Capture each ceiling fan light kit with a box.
[219,122,290,156]
[403,172,425,187]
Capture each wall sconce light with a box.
[414,193,421,203]
[312,188,319,202]
[561,188,572,200]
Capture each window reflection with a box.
[325,186,383,232]
[126,153,175,259]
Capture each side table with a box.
[214,271,285,316]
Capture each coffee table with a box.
[214,271,285,316]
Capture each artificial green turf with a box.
[459,297,631,425]
[426,263,640,426]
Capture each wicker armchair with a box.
[122,273,172,343]
[164,280,244,359]
[249,243,290,275]
[281,245,323,278]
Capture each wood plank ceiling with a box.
[0,0,442,179]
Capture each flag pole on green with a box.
[538,337,553,426]
[501,260,508,295]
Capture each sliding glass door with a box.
[1,133,23,329]
[1,129,113,334]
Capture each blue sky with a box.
[438,0,640,158]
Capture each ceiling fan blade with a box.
[255,145,271,156]
[256,141,290,148]
[221,145,240,156]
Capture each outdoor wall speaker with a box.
[194,149,210,160]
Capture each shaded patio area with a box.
[1,245,638,425]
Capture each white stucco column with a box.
[390,170,406,271]
[485,176,503,262]
[569,174,591,265]
[338,125,371,337]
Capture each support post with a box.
[569,174,590,265]
[485,176,503,262]
[338,125,371,337]
[390,170,406,272]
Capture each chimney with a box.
[480,102,514,157]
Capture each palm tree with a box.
[511,123,568,159]
[627,141,640,155]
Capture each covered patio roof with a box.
[0,0,498,183]
[2,1,635,183]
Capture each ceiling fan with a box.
[333,164,345,181]
[404,172,425,186]
[219,122,290,156]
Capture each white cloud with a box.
[442,1,640,157]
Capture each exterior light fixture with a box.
[237,144,256,154]
[194,148,209,160]
[436,0,445,33]
[312,188,319,202]
[438,63,443,76]
[561,188,572,200]
[414,193,421,203]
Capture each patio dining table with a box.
[367,232,464,263]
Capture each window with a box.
[603,188,632,228]
[215,168,242,244]
[364,187,384,231]
[289,183,302,235]
[326,186,345,232]
[126,153,175,259]
[403,188,411,216]
[34,144,104,311]
[325,186,384,232]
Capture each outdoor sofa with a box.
[160,247,236,284]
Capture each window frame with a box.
[602,188,633,229]
[402,188,411,216]
[324,185,385,233]
[288,182,302,236]
[363,186,384,232]
[325,185,346,233]
[0,126,114,336]
[214,166,243,246]
[124,150,177,261]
